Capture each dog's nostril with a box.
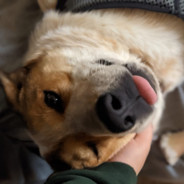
[111,95,122,110]
[124,116,135,129]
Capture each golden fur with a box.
[1,0,184,170]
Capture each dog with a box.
[0,0,184,170]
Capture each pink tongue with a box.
[132,75,157,105]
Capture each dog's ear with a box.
[37,0,58,12]
[0,58,40,111]
[0,66,29,111]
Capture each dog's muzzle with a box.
[96,73,155,133]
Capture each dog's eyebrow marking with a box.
[96,59,113,66]
[86,141,99,158]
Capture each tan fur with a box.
[160,131,184,165]
[37,0,57,11]
[46,133,135,169]
[1,0,184,169]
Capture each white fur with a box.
[160,133,179,165]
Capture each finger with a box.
[135,123,153,147]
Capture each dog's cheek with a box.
[45,143,99,170]
[55,136,100,169]
[44,134,135,170]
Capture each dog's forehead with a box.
[22,56,72,96]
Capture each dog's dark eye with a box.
[44,91,64,113]
[97,59,113,66]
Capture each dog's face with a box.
[0,11,163,170]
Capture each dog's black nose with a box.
[96,74,153,133]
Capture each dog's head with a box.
[0,10,164,170]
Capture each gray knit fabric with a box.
[58,0,184,19]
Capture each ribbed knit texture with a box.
[45,162,137,184]
[56,0,184,19]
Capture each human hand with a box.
[109,123,153,175]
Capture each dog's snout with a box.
[96,74,153,133]
[96,93,136,133]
